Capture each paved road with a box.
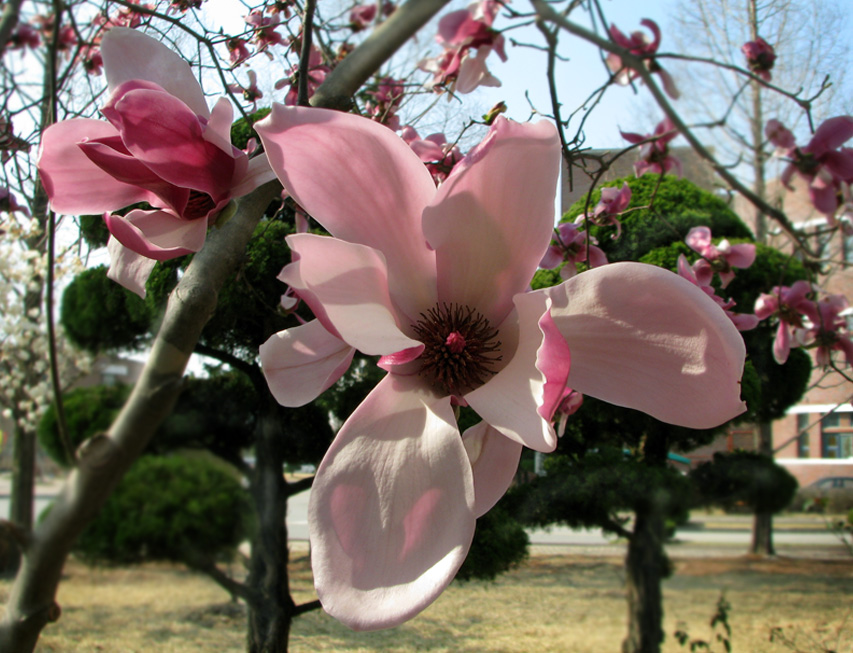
[3,478,849,557]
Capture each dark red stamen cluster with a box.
[411,303,502,396]
[184,190,216,220]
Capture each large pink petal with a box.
[38,119,153,215]
[101,27,210,118]
[260,320,356,407]
[280,233,424,356]
[804,116,853,155]
[422,117,560,325]
[104,209,207,260]
[255,105,437,320]
[309,374,475,631]
[104,86,235,200]
[462,421,522,517]
[546,262,746,429]
[106,236,157,298]
[465,291,569,453]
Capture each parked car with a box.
[795,477,853,513]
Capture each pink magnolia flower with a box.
[400,126,463,184]
[419,0,507,94]
[754,281,815,364]
[741,37,775,82]
[685,226,756,288]
[245,11,286,51]
[583,182,631,238]
[539,222,608,279]
[229,70,263,108]
[796,294,853,368]
[769,116,853,219]
[6,23,41,50]
[255,106,746,630]
[606,19,679,100]
[349,1,395,31]
[37,27,274,297]
[275,46,330,106]
[622,117,682,177]
[678,255,759,332]
[227,37,251,66]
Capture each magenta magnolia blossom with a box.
[677,255,759,332]
[741,37,775,82]
[254,106,745,630]
[38,28,274,297]
[800,295,853,368]
[606,19,679,100]
[622,117,682,177]
[754,281,814,364]
[400,125,463,184]
[685,226,756,289]
[539,222,608,279]
[767,116,853,220]
[584,181,631,238]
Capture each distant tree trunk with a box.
[246,399,295,652]
[751,422,775,555]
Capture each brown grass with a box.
[1,552,850,652]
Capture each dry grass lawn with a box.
[1,552,850,652]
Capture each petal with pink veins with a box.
[281,233,424,356]
[38,119,153,215]
[462,421,522,517]
[255,105,438,319]
[101,27,210,118]
[309,374,475,631]
[106,236,157,298]
[423,118,560,325]
[105,209,208,260]
[466,291,569,453]
[260,320,356,407]
[546,262,746,429]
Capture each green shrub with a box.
[73,454,250,564]
[456,504,529,582]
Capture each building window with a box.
[797,413,810,458]
[844,230,853,264]
[821,413,853,458]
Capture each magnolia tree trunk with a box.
[622,496,669,653]
[751,422,775,555]
[246,401,295,652]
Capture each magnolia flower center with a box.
[411,303,502,396]
[184,190,216,220]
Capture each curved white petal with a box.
[281,233,424,356]
[465,291,567,453]
[546,262,746,429]
[309,374,475,631]
[260,320,355,407]
[462,421,522,517]
[106,237,157,298]
[101,27,209,118]
[422,117,560,325]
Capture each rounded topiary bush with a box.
[73,454,251,564]
[37,384,131,467]
[456,504,528,582]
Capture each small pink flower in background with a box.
[583,182,631,238]
[606,19,679,100]
[229,70,263,108]
[256,106,746,630]
[245,10,286,52]
[622,117,682,177]
[540,222,608,279]
[227,37,251,66]
[419,0,507,94]
[768,115,853,220]
[400,125,463,184]
[685,226,756,288]
[275,47,330,105]
[0,187,29,217]
[754,281,814,364]
[81,47,103,75]
[677,255,759,332]
[6,23,41,51]
[554,387,583,437]
[741,37,776,82]
[349,1,395,31]
[364,77,405,130]
[796,294,853,368]
[38,28,274,298]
